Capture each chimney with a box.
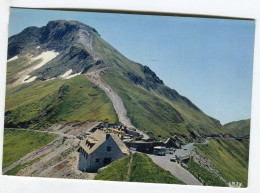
[106,133,110,140]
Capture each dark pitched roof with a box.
[80,129,129,155]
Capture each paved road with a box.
[147,153,202,186]
[172,143,194,158]
[172,139,210,158]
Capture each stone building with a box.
[78,129,130,172]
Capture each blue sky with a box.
[8,8,255,124]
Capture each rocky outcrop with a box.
[191,148,228,185]
[126,72,143,85]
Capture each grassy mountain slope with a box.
[102,71,191,140]
[222,119,250,138]
[95,153,184,184]
[196,139,249,187]
[5,21,118,130]
[184,157,227,187]
[6,20,223,139]
[5,75,118,129]
[6,56,42,85]
[92,31,221,139]
[3,129,57,168]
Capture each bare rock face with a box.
[78,28,99,61]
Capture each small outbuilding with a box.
[78,129,130,172]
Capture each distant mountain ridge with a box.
[5,20,243,141]
[222,119,250,138]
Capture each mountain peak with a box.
[6,19,223,140]
[46,20,100,36]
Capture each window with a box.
[107,146,112,152]
[103,158,111,165]
[95,158,100,162]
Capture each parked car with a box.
[170,156,177,162]
[153,146,166,156]
[170,155,179,162]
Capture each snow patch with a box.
[45,78,56,82]
[60,69,82,79]
[32,51,59,70]
[22,75,37,83]
[36,46,40,49]
[65,72,82,79]
[60,69,73,78]
[9,50,59,87]
[7,55,19,62]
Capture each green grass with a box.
[184,157,227,187]
[49,75,118,124]
[196,139,249,187]
[92,32,145,79]
[6,56,42,85]
[102,71,197,140]
[2,129,57,169]
[102,69,222,140]
[95,154,131,181]
[222,119,250,138]
[6,21,222,141]
[94,30,221,140]
[95,153,184,184]
[5,75,118,128]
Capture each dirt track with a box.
[86,68,149,140]
[3,122,99,180]
[79,26,149,139]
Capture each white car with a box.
[170,156,177,162]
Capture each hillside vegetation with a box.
[222,119,250,138]
[102,69,222,140]
[95,153,184,184]
[5,20,226,141]
[2,129,57,168]
[184,158,227,187]
[5,75,118,129]
[92,29,222,140]
[102,72,191,140]
[196,139,249,187]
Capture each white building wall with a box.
[78,135,126,172]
